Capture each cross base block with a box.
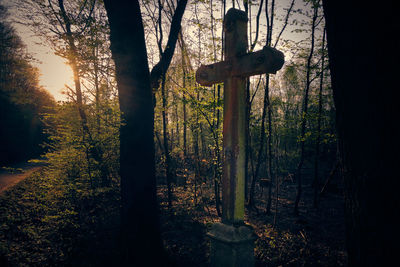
[207,222,256,267]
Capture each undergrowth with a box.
[0,169,120,266]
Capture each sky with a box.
[4,0,73,102]
[14,25,73,101]
[8,0,312,102]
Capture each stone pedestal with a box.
[207,222,256,267]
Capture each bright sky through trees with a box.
[7,0,309,102]
[14,25,73,101]
[5,0,73,101]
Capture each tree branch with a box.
[250,0,264,51]
[150,0,187,90]
[274,0,295,48]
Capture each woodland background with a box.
[1,0,397,266]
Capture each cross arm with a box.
[196,46,284,86]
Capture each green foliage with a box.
[42,97,121,190]
[0,169,120,265]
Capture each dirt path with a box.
[0,161,43,194]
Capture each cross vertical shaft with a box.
[221,9,248,225]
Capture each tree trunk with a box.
[183,90,187,157]
[192,124,200,206]
[174,92,179,148]
[248,75,269,208]
[178,32,188,158]
[313,26,326,208]
[323,0,399,266]
[265,87,274,214]
[294,2,318,215]
[245,80,250,202]
[103,1,164,264]
[161,73,173,209]
[58,0,88,130]
[58,0,106,181]
[248,0,275,209]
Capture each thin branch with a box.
[274,0,295,48]
[167,75,217,139]
[157,0,163,56]
[77,0,96,35]
[76,0,89,19]
[250,0,264,51]
[48,0,67,33]
[268,0,275,46]
[250,75,263,105]
[309,65,329,84]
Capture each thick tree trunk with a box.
[103,1,164,265]
[323,1,399,266]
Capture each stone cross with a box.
[195,8,284,267]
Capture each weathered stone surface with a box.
[195,7,284,224]
[195,7,285,267]
[207,223,256,267]
[196,47,284,86]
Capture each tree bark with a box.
[150,0,188,90]
[323,0,399,266]
[103,1,164,264]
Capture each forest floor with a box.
[0,166,346,266]
[0,161,44,194]
[158,171,347,266]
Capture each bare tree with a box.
[294,0,319,215]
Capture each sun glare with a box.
[14,25,73,102]
[35,53,74,101]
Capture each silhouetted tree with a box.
[103,0,187,264]
[323,1,399,266]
